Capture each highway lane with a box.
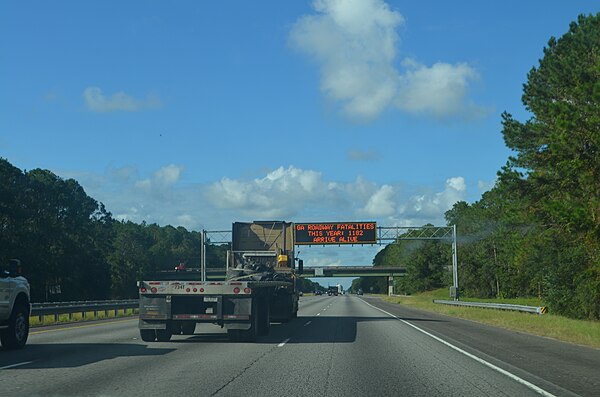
[0,295,597,396]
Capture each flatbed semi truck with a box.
[138,221,299,342]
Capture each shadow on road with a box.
[165,315,447,345]
[0,343,175,369]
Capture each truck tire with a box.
[181,322,196,335]
[278,295,295,323]
[140,329,156,342]
[0,304,29,350]
[156,329,172,342]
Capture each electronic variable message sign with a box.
[294,222,377,245]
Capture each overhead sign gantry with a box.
[200,222,459,300]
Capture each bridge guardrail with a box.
[31,299,139,324]
[433,300,548,315]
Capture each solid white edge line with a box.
[316,313,321,316]
[360,299,556,397]
[0,361,33,370]
[277,338,290,347]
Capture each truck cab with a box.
[0,259,31,349]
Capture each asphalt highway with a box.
[0,295,598,397]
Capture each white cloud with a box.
[207,166,466,227]
[83,86,162,112]
[362,184,395,217]
[395,176,466,224]
[290,0,485,120]
[68,164,468,235]
[396,60,482,118]
[207,166,328,218]
[135,164,184,190]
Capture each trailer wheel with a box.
[181,322,196,335]
[0,304,29,349]
[140,329,156,342]
[156,329,172,342]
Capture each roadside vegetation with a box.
[379,289,600,349]
[29,308,138,327]
[355,14,600,321]
[0,157,229,302]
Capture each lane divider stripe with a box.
[0,361,33,370]
[278,338,290,347]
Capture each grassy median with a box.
[378,289,600,349]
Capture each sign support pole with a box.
[452,224,459,301]
[201,229,206,282]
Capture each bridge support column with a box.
[388,276,393,296]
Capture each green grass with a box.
[30,308,138,327]
[379,289,600,349]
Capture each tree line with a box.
[0,158,229,301]
[355,14,600,320]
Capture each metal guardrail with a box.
[31,299,139,324]
[433,300,548,315]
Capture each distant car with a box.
[315,290,323,295]
[298,291,303,296]
[357,289,363,295]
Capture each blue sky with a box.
[1,1,597,288]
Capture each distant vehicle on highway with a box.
[315,290,323,295]
[357,289,363,295]
[327,286,339,296]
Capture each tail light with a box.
[244,287,251,294]
[233,287,240,294]
[140,287,147,293]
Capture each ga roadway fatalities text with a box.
[294,222,377,245]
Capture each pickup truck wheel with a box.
[140,329,156,342]
[156,329,172,342]
[0,304,29,349]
